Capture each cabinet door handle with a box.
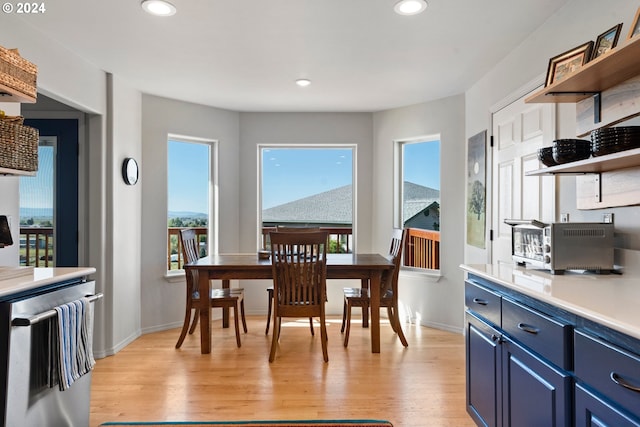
[610,372,640,393]
[517,323,539,335]
[473,298,488,306]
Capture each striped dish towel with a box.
[54,297,96,391]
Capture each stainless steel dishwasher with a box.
[0,279,100,427]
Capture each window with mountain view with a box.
[167,137,214,271]
[260,146,355,253]
[397,137,440,271]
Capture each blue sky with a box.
[21,139,440,216]
[20,145,54,211]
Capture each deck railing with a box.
[167,226,439,271]
[167,227,208,270]
[260,227,353,254]
[19,227,54,267]
[404,228,440,270]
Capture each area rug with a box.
[100,420,393,427]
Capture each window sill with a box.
[400,266,442,282]
[164,271,185,283]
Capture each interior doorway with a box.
[19,116,79,267]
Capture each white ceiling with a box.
[18,0,569,112]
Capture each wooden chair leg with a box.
[320,313,329,362]
[240,299,248,333]
[189,308,200,334]
[175,307,193,349]
[269,317,280,362]
[362,303,369,328]
[265,288,273,335]
[343,301,352,347]
[387,306,398,332]
[340,299,347,333]
[309,317,315,336]
[389,305,408,347]
[233,303,242,348]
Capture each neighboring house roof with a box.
[262,185,353,224]
[403,182,440,220]
[262,182,440,225]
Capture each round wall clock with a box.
[122,157,139,185]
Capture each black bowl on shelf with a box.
[537,147,557,167]
[552,139,591,164]
[590,126,640,156]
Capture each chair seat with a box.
[193,288,244,300]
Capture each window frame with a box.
[166,134,219,275]
[394,134,441,274]
[257,143,357,252]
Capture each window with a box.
[395,137,440,271]
[19,138,55,266]
[167,136,216,272]
[259,145,355,253]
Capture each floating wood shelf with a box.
[0,83,36,103]
[526,147,640,176]
[0,166,36,176]
[525,36,640,104]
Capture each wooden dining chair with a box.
[265,226,319,336]
[269,230,329,362]
[341,228,409,348]
[175,228,248,349]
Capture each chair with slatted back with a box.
[341,228,408,348]
[175,228,248,349]
[269,230,329,362]
[265,226,319,336]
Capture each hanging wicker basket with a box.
[0,119,38,171]
[0,46,37,101]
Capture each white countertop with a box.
[0,267,96,299]
[460,263,640,341]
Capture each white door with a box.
[491,95,556,265]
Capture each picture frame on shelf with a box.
[628,6,640,39]
[592,23,622,59]
[545,41,594,87]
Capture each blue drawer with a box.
[575,330,640,420]
[502,297,573,370]
[465,280,501,327]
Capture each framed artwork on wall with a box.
[466,130,486,249]
[545,41,594,87]
[628,6,640,40]
[592,23,622,60]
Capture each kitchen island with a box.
[461,263,640,427]
[0,266,97,427]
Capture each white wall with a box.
[373,95,466,332]
[464,0,640,265]
[105,74,143,354]
[140,95,241,332]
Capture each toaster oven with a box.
[504,219,614,275]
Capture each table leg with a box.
[199,270,211,354]
[222,279,230,328]
[369,270,381,353]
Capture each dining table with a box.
[184,253,395,354]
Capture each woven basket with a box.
[0,120,38,171]
[0,46,37,100]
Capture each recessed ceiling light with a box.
[394,0,427,16]
[296,79,311,87]
[141,0,176,16]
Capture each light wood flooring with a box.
[90,315,475,427]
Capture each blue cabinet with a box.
[575,383,640,427]
[466,311,501,427]
[465,277,572,427]
[574,330,640,426]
